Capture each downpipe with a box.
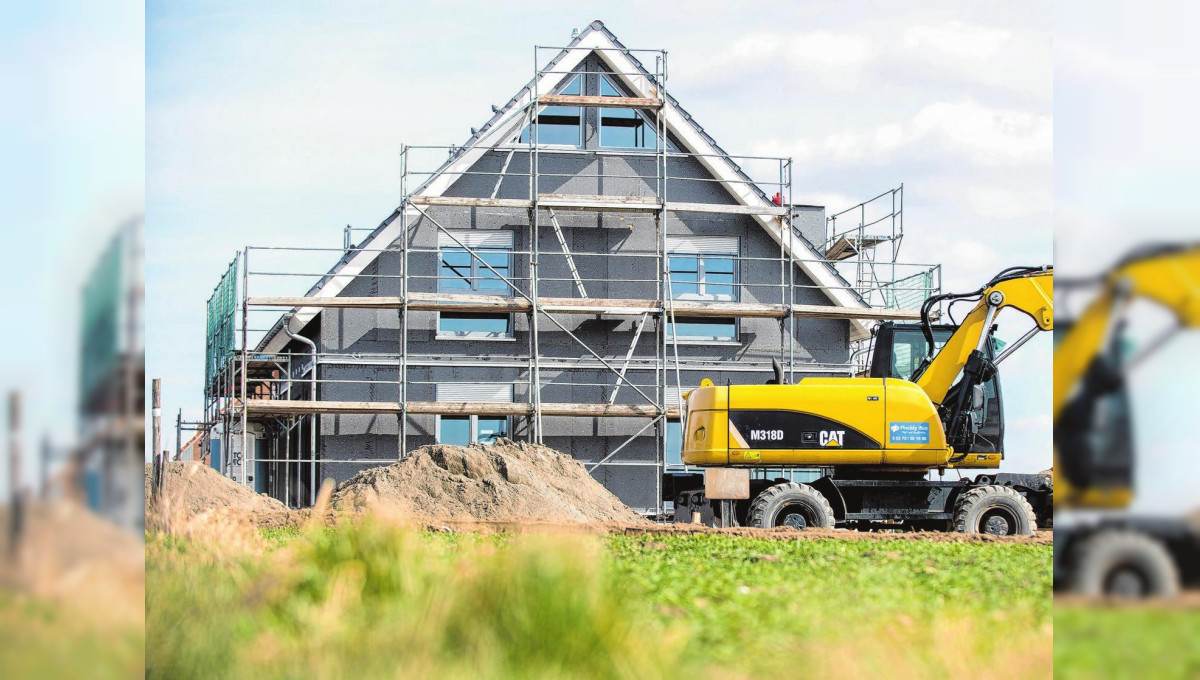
[283,315,318,507]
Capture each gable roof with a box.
[259,20,870,353]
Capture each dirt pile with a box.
[331,439,646,524]
[147,461,291,525]
[0,501,145,625]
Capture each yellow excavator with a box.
[670,265,1054,534]
[1053,244,1200,597]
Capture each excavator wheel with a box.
[747,482,835,530]
[953,485,1037,536]
[1070,530,1180,599]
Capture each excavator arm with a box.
[911,267,1053,455]
[1055,244,1200,509]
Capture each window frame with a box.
[668,252,738,302]
[667,316,739,344]
[437,244,513,294]
[512,74,584,149]
[597,75,675,152]
[436,232,516,341]
[435,311,516,341]
[665,419,683,469]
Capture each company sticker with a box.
[889,421,930,445]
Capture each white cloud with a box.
[902,20,1050,99]
[675,20,1047,98]
[785,31,875,87]
[779,100,1051,169]
[1057,35,1200,85]
[904,21,1011,61]
[675,30,875,90]
[964,184,1053,220]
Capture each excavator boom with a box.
[915,270,1054,404]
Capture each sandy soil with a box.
[331,439,647,525]
[1055,592,1200,609]
[144,444,1051,547]
[146,461,293,527]
[416,518,1053,544]
[0,501,144,626]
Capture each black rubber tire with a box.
[953,485,1037,536]
[747,482,835,530]
[1069,530,1180,599]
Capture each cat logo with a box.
[819,430,846,447]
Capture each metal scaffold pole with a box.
[240,247,249,488]
[779,158,787,371]
[399,143,410,459]
[529,45,543,444]
[787,158,796,383]
[656,52,671,517]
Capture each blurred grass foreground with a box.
[145,510,1051,680]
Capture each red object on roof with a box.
[772,192,783,206]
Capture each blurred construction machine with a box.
[1054,244,1200,597]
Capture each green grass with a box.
[608,534,1051,676]
[1055,607,1200,680]
[146,520,1052,679]
[0,592,145,678]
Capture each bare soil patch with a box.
[143,445,1050,547]
[1055,591,1200,609]
[331,439,647,525]
[0,501,144,626]
[146,461,292,527]
[420,518,1052,544]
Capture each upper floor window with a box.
[438,230,513,294]
[437,312,513,340]
[667,318,738,343]
[666,236,738,302]
[517,75,582,147]
[599,76,670,151]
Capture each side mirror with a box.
[971,384,986,411]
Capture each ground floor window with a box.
[665,420,682,467]
[436,414,509,445]
[667,317,737,342]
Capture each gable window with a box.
[517,74,582,147]
[599,75,669,150]
[435,384,513,445]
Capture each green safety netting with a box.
[882,269,934,310]
[80,233,124,407]
[205,257,239,397]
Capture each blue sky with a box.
[146,3,1053,475]
[0,1,143,496]
[1055,0,1200,513]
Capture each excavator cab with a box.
[868,321,1005,455]
[1052,320,1135,498]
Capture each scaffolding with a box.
[201,42,942,514]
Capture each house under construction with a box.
[200,21,940,514]
[78,216,145,530]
